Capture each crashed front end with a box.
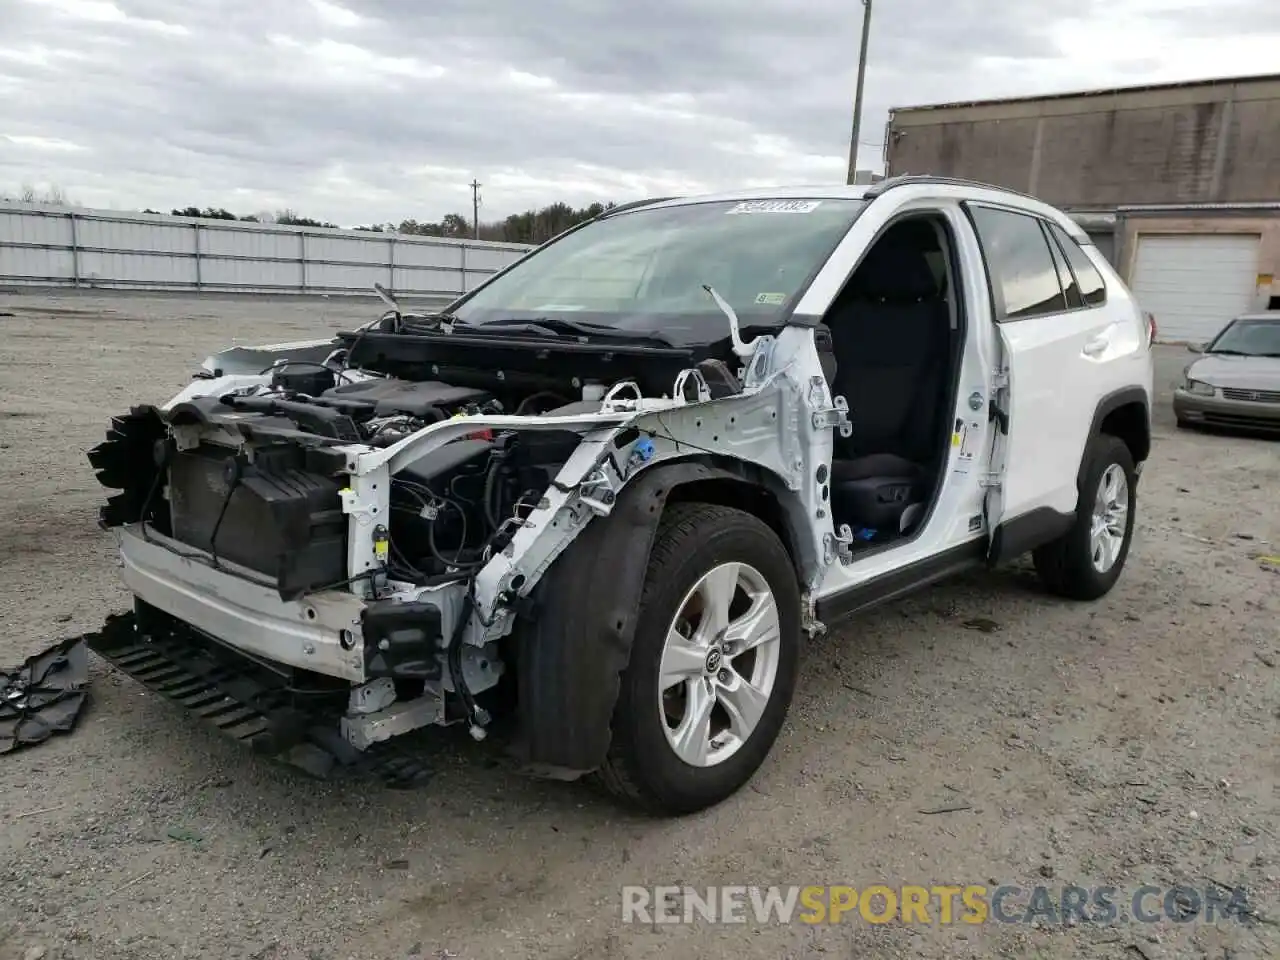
[85,314,832,783]
[85,364,635,774]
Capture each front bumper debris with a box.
[85,607,434,787]
[1,636,90,756]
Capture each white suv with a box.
[87,175,1154,815]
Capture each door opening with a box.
[816,214,966,553]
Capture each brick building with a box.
[881,73,1280,341]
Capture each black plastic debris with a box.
[1,635,90,755]
[88,608,434,788]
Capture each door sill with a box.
[814,538,987,625]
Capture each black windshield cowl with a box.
[336,327,702,398]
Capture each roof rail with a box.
[599,196,680,218]
[864,174,1041,204]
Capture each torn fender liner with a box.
[514,460,734,774]
[1,635,90,755]
[85,605,433,788]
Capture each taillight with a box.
[1145,312,1158,345]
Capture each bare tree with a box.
[17,182,74,206]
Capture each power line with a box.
[469,179,481,239]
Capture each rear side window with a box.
[1043,222,1083,309]
[1047,222,1107,306]
[968,206,1067,320]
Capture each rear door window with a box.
[968,206,1067,321]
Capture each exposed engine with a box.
[94,287,723,606]
[158,356,592,592]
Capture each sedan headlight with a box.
[1184,378,1215,397]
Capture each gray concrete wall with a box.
[886,75,1280,207]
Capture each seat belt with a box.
[903,305,950,464]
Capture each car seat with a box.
[822,228,951,537]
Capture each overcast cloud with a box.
[2,0,1277,225]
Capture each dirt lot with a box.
[0,291,1276,960]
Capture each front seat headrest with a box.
[848,241,939,303]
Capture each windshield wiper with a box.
[1207,348,1251,356]
[469,316,675,345]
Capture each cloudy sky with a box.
[2,0,1277,226]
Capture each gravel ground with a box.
[0,291,1276,960]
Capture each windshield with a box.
[1206,316,1280,356]
[450,198,866,342]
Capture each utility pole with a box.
[846,0,874,185]
[470,179,481,239]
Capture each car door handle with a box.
[1082,335,1109,357]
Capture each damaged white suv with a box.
[88,177,1154,815]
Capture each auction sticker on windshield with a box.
[726,200,822,215]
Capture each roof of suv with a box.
[614,176,1089,240]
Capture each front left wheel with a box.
[596,502,802,815]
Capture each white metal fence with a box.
[0,201,536,298]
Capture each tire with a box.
[595,502,802,815]
[1033,434,1137,601]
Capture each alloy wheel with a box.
[657,561,782,767]
[1089,463,1129,573]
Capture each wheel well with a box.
[664,478,801,570]
[1099,401,1150,464]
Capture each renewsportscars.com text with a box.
[621,883,1255,926]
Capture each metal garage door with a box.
[1129,234,1260,342]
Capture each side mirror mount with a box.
[1187,342,1204,354]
